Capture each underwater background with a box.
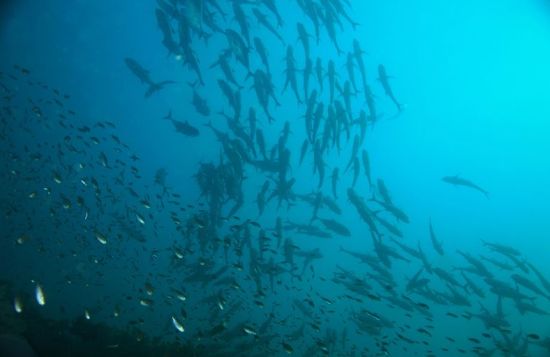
[1,0,550,356]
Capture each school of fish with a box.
[1,0,550,356]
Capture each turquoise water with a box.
[1,0,550,355]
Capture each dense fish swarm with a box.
[1,1,550,356]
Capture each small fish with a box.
[53,171,62,184]
[174,290,187,302]
[136,213,145,225]
[172,316,185,333]
[243,325,257,336]
[174,249,184,259]
[527,333,540,340]
[282,341,294,354]
[14,296,23,313]
[35,283,46,306]
[217,295,226,310]
[96,232,107,245]
[139,298,153,307]
[140,199,151,209]
[16,235,28,245]
[145,282,154,296]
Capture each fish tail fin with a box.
[162,110,172,120]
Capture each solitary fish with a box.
[243,325,257,336]
[35,283,46,306]
[96,231,108,245]
[136,213,146,225]
[14,296,23,313]
[282,341,294,354]
[172,316,185,333]
[442,175,489,198]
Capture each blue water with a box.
[1,0,550,356]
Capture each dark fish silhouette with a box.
[124,58,151,84]
[125,58,175,98]
[442,175,489,198]
[378,64,402,112]
[163,111,199,137]
[429,219,444,255]
[145,80,176,98]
